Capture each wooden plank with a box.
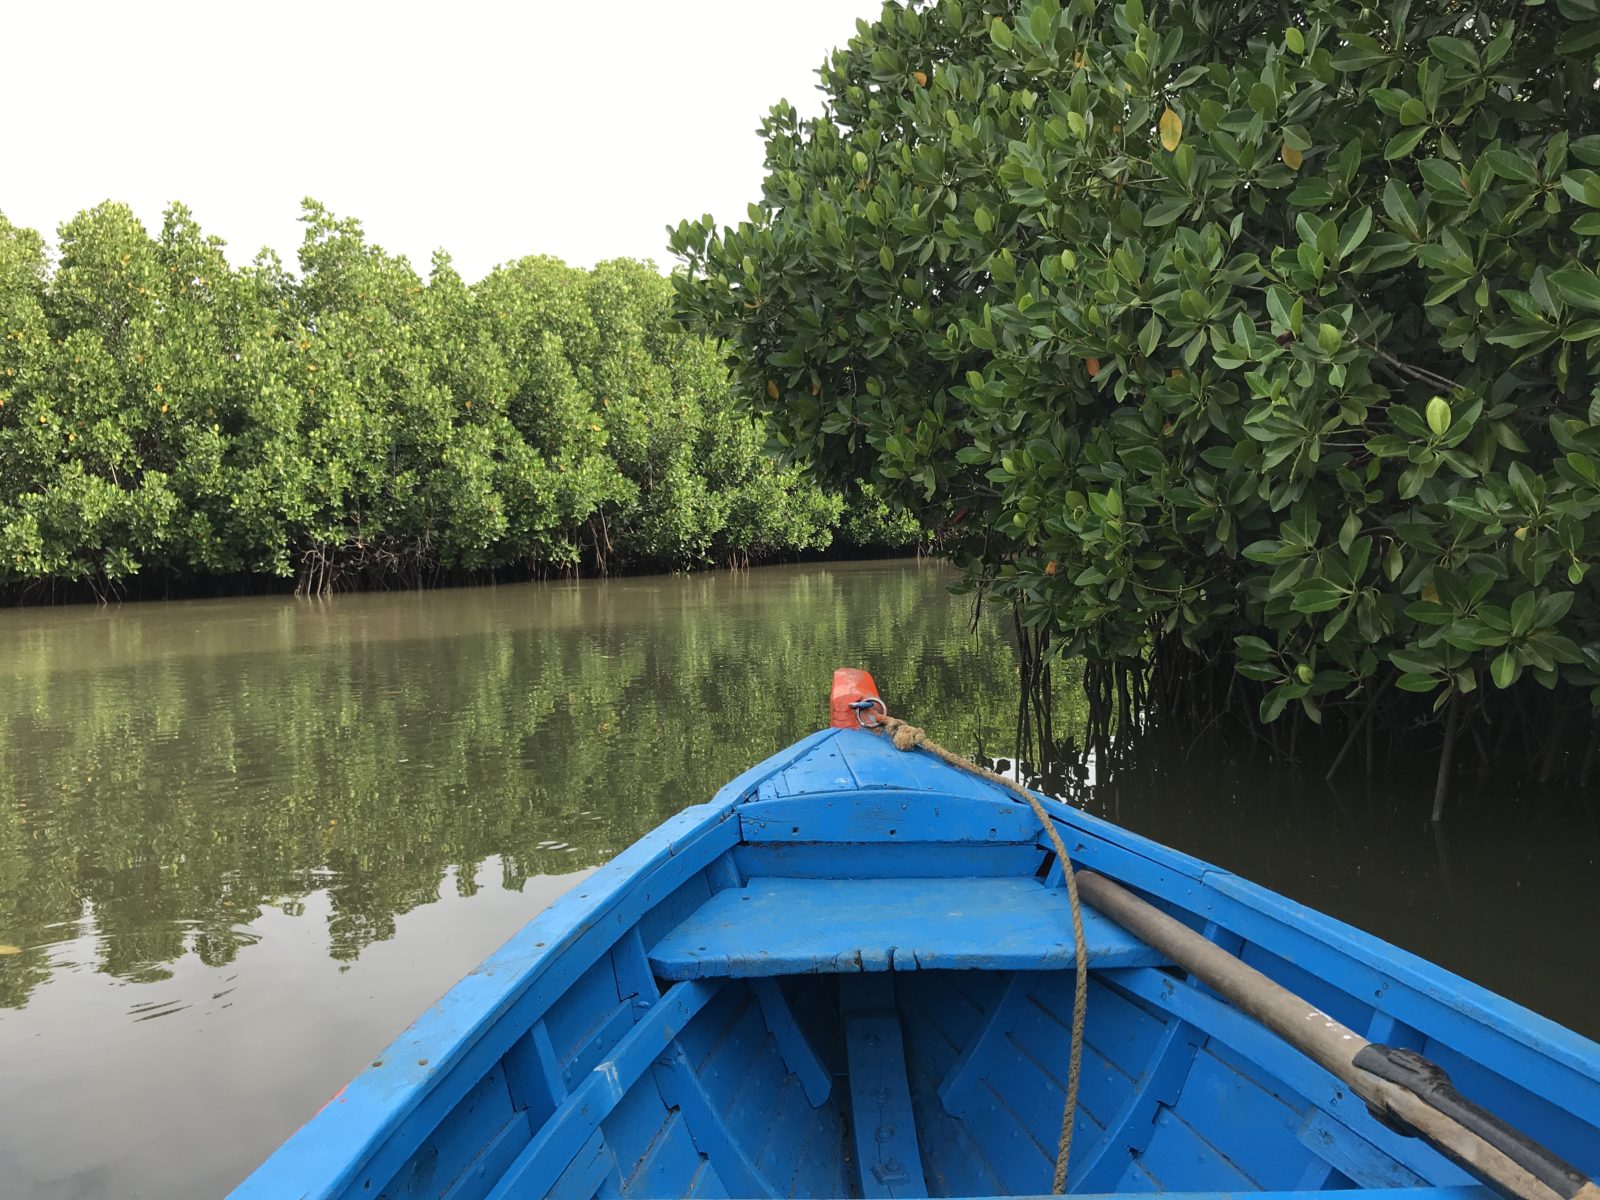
[544,1129,615,1200]
[652,1045,777,1199]
[751,979,831,1107]
[1138,1106,1258,1190]
[1167,1045,1309,1190]
[502,1020,566,1121]
[1101,966,1475,1186]
[620,1109,703,1198]
[733,841,1045,879]
[739,792,1041,843]
[648,876,1166,979]
[1297,1105,1429,1189]
[926,1190,1493,1200]
[940,972,1033,1116]
[382,1062,517,1200]
[562,1003,635,1090]
[832,728,1012,798]
[845,1011,930,1198]
[485,980,721,1200]
[1071,1014,1201,1191]
[438,1112,534,1200]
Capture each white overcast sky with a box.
[2,1,879,281]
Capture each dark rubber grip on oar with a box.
[1354,1044,1591,1200]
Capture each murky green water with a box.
[1,561,1595,1199]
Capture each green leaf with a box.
[1138,314,1162,356]
[1384,127,1427,161]
[989,17,1013,50]
[1428,35,1479,69]
[1235,635,1274,661]
[1551,267,1600,311]
[1291,579,1345,613]
[1492,649,1517,689]
[1485,149,1538,184]
[1426,396,1452,437]
[1285,27,1305,54]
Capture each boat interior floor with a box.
[507,881,1510,1200]
[556,960,1497,1200]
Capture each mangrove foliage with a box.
[0,201,920,601]
[671,0,1600,798]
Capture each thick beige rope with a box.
[878,713,1088,1195]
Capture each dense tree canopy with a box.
[0,201,918,599]
[672,0,1600,786]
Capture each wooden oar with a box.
[1075,870,1600,1200]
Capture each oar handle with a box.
[1355,1044,1597,1200]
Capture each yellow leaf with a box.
[0,944,20,955]
[913,70,928,87]
[1422,581,1440,602]
[767,379,779,399]
[1281,142,1304,170]
[1159,108,1183,152]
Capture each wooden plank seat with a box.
[647,876,1167,979]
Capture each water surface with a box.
[0,561,1594,1199]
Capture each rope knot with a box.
[887,720,926,752]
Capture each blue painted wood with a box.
[930,1192,1494,1200]
[1101,966,1475,1186]
[751,978,831,1106]
[740,792,1042,843]
[437,1113,534,1200]
[652,1045,777,1199]
[546,1130,615,1200]
[377,1062,516,1200]
[734,840,1046,878]
[939,972,1034,1115]
[1072,1015,1201,1191]
[648,876,1167,977]
[502,1020,566,1120]
[233,720,1600,1200]
[845,1010,930,1198]
[485,980,721,1200]
[1295,1106,1428,1190]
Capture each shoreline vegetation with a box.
[670,0,1600,802]
[0,201,925,607]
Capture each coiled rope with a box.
[873,710,1088,1195]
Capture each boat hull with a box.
[230,728,1600,1199]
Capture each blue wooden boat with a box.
[232,672,1600,1200]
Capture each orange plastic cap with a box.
[830,667,883,729]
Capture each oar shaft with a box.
[1075,870,1595,1200]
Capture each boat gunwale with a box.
[1034,791,1600,1090]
